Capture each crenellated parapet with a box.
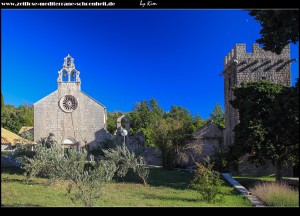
[224,44,292,71]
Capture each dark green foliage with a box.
[127,98,163,147]
[1,92,4,108]
[191,158,223,203]
[248,10,299,54]
[209,104,225,128]
[128,98,206,169]
[88,138,118,159]
[14,144,36,164]
[1,104,33,134]
[193,114,206,131]
[106,111,123,134]
[1,151,14,156]
[213,146,231,172]
[231,81,299,181]
[38,133,57,148]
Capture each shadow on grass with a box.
[233,177,272,189]
[1,203,44,207]
[1,166,24,175]
[143,193,198,203]
[114,168,194,190]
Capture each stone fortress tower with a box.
[222,44,294,147]
[34,55,108,149]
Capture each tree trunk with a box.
[275,159,282,182]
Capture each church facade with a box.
[34,55,108,149]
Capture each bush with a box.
[22,146,116,206]
[212,145,238,172]
[22,144,64,183]
[22,142,150,206]
[191,157,223,203]
[103,144,150,184]
[1,151,14,156]
[13,145,36,164]
[88,138,118,159]
[250,182,299,207]
[136,157,149,185]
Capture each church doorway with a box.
[62,137,77,149]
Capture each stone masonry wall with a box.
[34,82,107,149]
[183,121,223,167]
[222,44,293,176]
[223,44,291,147]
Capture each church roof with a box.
[192,120,224,138]
[33,90,58,106]
[80,91,106,108]
[18,126,34,135]
[1,128,37,145]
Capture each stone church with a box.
[34,55,109,149]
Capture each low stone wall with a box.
[238,155,293,177]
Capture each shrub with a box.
[60,149,112,207]
[22,142,149,206]
[14,144,36,164]
[38,133,57,148]
[88,138,118,159]
[191,157,223,203]
[21,144,64,183]
[136,157,149,185]
[1,151,14,156]
[250,182,299,207]
[102,144,150,184]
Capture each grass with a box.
[1,167,252,207]
[250,182,299,207]
[233,175,275,189]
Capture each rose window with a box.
[59,95,78,112]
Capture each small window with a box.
[261,77,266,80]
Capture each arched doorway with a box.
[62,137,77,149]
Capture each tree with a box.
[153,113,202,169]
[127,98,164,146]
[193,114,206,130]
[1,105,22,133]
[106,111,123,134]
[209,104,225,128]
[1,104,33,134]
[1,92,4,108]
[17,104,34,127]
[248,10,299,54]
[231,81,299,181]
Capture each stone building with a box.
[221,44,295,176]
[182,120,223,167]
[191,120,223,158]
[222,44,293,147]
[34,55,109,149]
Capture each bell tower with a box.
[57,54,81,90]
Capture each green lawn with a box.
[1,167,252,207]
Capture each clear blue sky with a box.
[2,9,299,119]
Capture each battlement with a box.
[224,44,290,68]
